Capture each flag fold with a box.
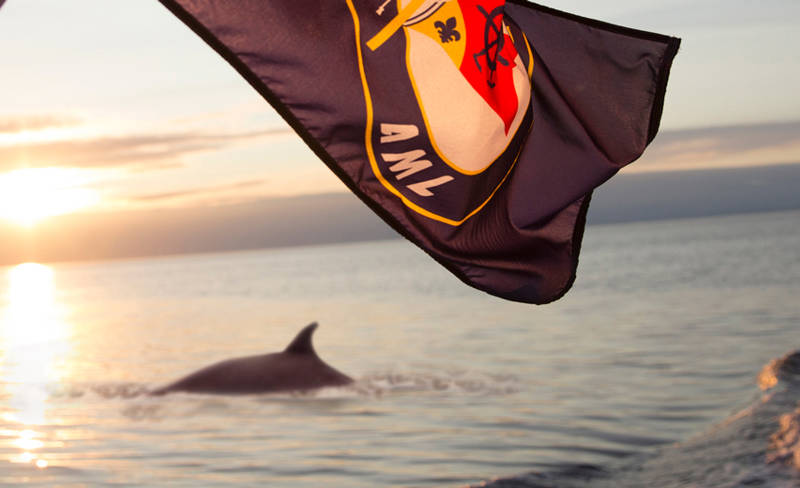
[158,0,679,304]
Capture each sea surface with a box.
[0,209,799,487]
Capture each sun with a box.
[0,168,100,227]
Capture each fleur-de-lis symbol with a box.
[434,17,461,43]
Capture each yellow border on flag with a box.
[347,0,534,226]
[367,0,427,51]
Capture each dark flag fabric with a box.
[157,0,679,304]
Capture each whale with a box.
[151,322,353,395]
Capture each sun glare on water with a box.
[1,262,73,469]
[0,168,99,227]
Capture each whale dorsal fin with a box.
[284,322,318,355]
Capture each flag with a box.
[158,0,679,304]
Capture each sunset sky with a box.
[0,0,798,259]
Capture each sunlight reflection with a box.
[1,262,73,468]
[13,429,44,451]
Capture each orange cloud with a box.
[627,121,800,173]
[0,127,292,171]
[0,114,81,134]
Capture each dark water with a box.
[478,351,800,488]
[0,209,798,487]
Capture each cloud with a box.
[129,178,267,203]
[654,121,800,153]
[0,127,293,171]
[631,121,800,172]
[0,114,82,134]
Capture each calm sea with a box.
[1,210,799,487]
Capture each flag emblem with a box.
[352,0,533,225]
[154,0,680,303]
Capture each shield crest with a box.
[350,0,533,225]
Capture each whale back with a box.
[152,322,352,395]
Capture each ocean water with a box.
[0,209,798,487]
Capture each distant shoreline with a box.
[1,163,799,267]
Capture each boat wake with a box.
[475,350,800,488]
